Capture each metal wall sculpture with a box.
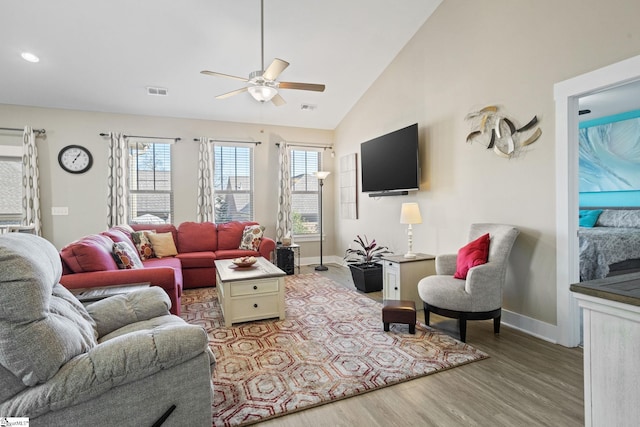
[465,106,541,158]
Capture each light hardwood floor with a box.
[257,264,584,427]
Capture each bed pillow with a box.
[595,209,640,228]
[579,209,602,228]
[454,233,490,279]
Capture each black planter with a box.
[348,263,383,293]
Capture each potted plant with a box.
[344,235,391,293]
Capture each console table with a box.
[570,273,640,427]
[382,254,435,308]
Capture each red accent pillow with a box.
[454,233,490,279]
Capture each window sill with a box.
[292,233,324,243]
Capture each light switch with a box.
[51,207,69,215]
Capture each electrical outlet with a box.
[51,207,69,215]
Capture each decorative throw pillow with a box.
[112,242,144,269]
[239,225,265,251]
[454,233,491,279]
[146,232,178,258]
[130,230,155,260]
[579,209,603,228]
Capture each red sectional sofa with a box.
[59,221,276,316]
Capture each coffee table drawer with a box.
[229,294,280,320]
[230,278,280,297]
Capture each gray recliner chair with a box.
[417,223,519,342]
[0,233,215,426]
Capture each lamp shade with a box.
[316,171,330,180]
[247,85,277,102]
[400,203,422,224]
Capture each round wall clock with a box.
[58,145,93,174]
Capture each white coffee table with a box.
[215,257,286,327]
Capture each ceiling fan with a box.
[201,0,326,106]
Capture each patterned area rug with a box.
[180,273,488,427]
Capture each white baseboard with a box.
[300,255,344,267]
[501,309,558,344]
[294,259,560,345]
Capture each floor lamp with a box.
[315,171,330,271]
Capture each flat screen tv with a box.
[360,123,420,196]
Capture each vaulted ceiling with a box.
[1,0,442,130]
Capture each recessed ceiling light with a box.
[21,52,40,63]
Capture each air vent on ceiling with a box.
[146,86,168,96]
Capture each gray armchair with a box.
[0,233,215,426]
[417,223,519,342]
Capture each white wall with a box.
[0,104,334,253]
[333,0,640,332]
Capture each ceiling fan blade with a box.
[263,58,289,81]
[201,70,248,82]
[271,93,286,107]
[215,87,248,99]
[279,81,326,92]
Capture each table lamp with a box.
[400,202,422,258]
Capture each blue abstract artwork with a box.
[579,112,640,192]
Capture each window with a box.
[290,149,321,236]
[214,144,253,223]
[128,141,173,224]
[0,155,22,226]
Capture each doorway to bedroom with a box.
[555,54,640,348]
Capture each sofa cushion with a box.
[454,233,490,279]
[239,224,265,251]
[60,234,119,273]
[142,256,183,271]
[131,230,156,260]
[177,221,217,252]
[111,223,134,237]
[217,221,259,250]
[0,234,97,386]
[147,232,178,258]
[216,249,261,260]
[112,242,144,269]
[176,252,216,269]
[101,228,132,244]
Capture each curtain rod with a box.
[275,142,333,150]
[99,133,181,142]
[0,127,46,135]
[193,138,261,145]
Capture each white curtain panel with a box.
[197,137,215,222]
[276,142,292,242]
[21,126,42,235]
[106,132,129,227]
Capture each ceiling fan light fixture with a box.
[248,84,278,103]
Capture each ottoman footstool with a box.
[382,299,416,334]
